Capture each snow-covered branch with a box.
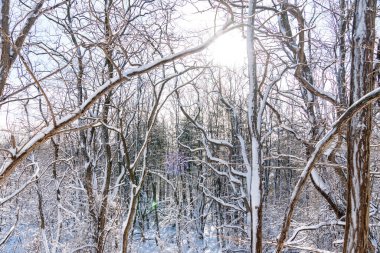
[0,24,241,184]
[276,86,380,252]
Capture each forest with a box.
[0,0,379,252]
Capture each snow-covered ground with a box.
[131,225,220,253]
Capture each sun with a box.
[209,30,247,68]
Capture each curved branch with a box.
[275,87,380,252]
[0,24,241,184]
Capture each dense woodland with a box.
[0,0,380,252]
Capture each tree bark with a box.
[247,0,262,252]
[343,0,376,251]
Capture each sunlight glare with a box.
[209,30,246,68]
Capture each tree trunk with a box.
[248,139,262,253]
[343,0,376,251]
[122,189,139,253]
[247,0,262,252]
[97,93,113,253]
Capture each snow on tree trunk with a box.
[343,0,376,252]
[248,138,262,253]
[247,0,262,252]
